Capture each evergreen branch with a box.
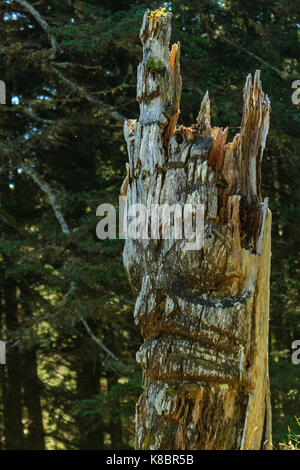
[4,3,127,124]
[206,25,289,80]
[1,145,123,363]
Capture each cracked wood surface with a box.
[122,11,272,450]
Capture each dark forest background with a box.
[0,0,299,450]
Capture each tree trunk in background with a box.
[122,11,272,450]
[0,292,5,450]
[75,351,104,450]
[20,293,45,450]
[22,347,45,450]
[2,283,24,450]
[107,372,124,449]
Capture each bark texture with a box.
[122,11,272,450]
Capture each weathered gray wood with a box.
[122,9,272,450]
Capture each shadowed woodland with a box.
[0,0,299,450]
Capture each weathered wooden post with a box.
[122,9,272,450]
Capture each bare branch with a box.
[113,294,135,306]
[7,283,76,348]
[18,105,55,124]
[54,61,104,71]
[52,67,127,124]
[0,45,9,54]
[4,4,127,124]
[0,141,70,235]
[13,0,57,51]
[2,102,56,124]
[80,318,123,365]
[22,105,55,124]
[20,161,71,236]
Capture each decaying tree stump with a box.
[122,10,272,450]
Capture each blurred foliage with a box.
[279,416,300,450]
[0,0,299,449]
